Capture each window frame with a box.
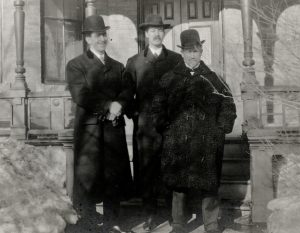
[40,0,84,84]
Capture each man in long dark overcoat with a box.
[66,15,133,233]
[152,29,237,233]
[123,14,183,231]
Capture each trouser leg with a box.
[172,191,187,231]
[138,134,160,216]
[65,180,100,233]
[202,195,220,231]
[103,198,121,229]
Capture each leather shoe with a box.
[169,224,187,233]
[205,229,222,233]
[142,216,159,232]
[108,225,135,233]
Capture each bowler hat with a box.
[139,14,171,30]
[177,29,205,49]
[82,15,110,33]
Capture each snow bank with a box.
[0,138,77,233]
[267,153,300,233]
[268,196,300,233]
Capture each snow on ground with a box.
[0,138,77,233]
[267,153,300,233]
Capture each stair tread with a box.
[110,199,252,211]
[221,179,250,184]
[223,157,250,161]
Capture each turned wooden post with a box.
[241,0,274,223]
[241,0,254,67]
[12,0,27,90]
[240,0,259,131]
[85,0,97,17]
[10,0,28,139]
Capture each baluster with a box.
[240,0,259,131]
[12,0,27,91]
[85,0,97,17]
[10,0,28,139]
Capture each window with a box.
[151,3,159,15]
[203,0,212,18]
[41,0,84,84]
[188,1,197,19]
[164,2,174,20]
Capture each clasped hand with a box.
[107,101,122,121]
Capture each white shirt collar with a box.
[185,62,200,71]
[149,46,163,56]
[90,48,105,63]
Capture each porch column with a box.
[10,0,28,139]
[240,0,259,131]
[12,0,27,91]
[250,142,273,223]
[85,0,97,17]
[258,25,277,123]
[58,131,74,200]
[137,0,145,51]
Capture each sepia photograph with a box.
[0,0,300,232]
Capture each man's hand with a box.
[109,101,122,116]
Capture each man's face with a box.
[145,27,165,47]
[85,31,108,53]
[182,46,203,69]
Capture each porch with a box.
[0,0,300,230]
[93,202,266,233]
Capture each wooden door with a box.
[143,0,223,75]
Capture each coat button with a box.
[199,112,205,120]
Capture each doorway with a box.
[141,0,224,75]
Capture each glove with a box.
[109,101,122,116]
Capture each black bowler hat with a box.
[139,14,171,30]
[177,29,205,49]
[82,15,110,33]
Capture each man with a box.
[123,14,183,231]
[66,15,134,233]
[152,29,237,233]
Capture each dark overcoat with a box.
[152,61,237,193]
[66,50,133,201]
[123,45,182,194]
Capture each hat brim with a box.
[177,40,205,49]
[82,26,110,34]
[139,23,172,30]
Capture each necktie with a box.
[99,54,105,64]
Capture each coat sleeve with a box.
[211,74,237,134]
[66,61,112,116]
[122,58,138,118]
[152,73,172,133]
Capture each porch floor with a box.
[94,201,267,233]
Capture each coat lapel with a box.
[86,49,112,73]
[173,60,213,77]
[103,53,112,73]
[156,45,168,62]
[143,45,168,63]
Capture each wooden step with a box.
[118,180,251,207]
[220,199,251,211]
[221,157,250,180]
[224,136,249,159]
[219,180,251,202]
